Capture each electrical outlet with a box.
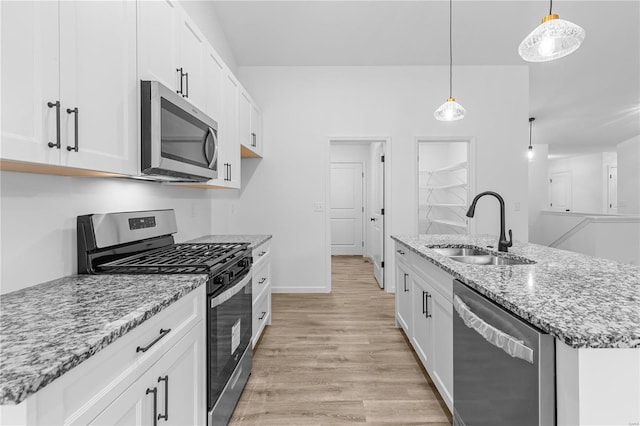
[514,202,521,212]
[313,202,325,212]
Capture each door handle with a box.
[47,101,61,149]
[157,376,168,421]
[403,273,409,292]
[66,107,79,152]
[204,127,217,170]
[370,217,375,222]
[146,387,158,426]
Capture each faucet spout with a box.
[466,191,513,252]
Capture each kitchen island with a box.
[393,234,640,425]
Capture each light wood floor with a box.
[230,255,453,425]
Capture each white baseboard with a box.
[271,286,331,294]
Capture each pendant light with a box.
[434,0,465,121]
[519,0,585,62]
[527,117,535,160]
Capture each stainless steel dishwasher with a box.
[453,280,555,426]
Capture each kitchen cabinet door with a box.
[395,253,412,336]
[176,11,205,110]
[430,287,453,410]
[204,48,224,123]
[411,273,433,372]
[238,91,252,151]
[59,0,137,175]
[250,103,263,156]
[0,1,60,164]
[89,377,153,426]
[221,73,241,188]
[137,0,180,92]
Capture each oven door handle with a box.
[453,295,534,364]
[210,273,251,308]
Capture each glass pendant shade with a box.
[434,97,466,121]
[527,145,534,160]
[519,14,585,62]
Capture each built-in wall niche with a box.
[417,140,472,234]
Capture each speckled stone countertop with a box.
[0,234,271,406]
[0,274,207,405]
[392,234,640,349]
[187,234,272,248]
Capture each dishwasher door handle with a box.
[453,295,534,364]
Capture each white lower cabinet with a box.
[1,287,206,426]
[91,323,204,426]
[395,242,454,412]
[251,240,272,347]
[395,249,412,335]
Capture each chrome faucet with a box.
[466,191,513,252]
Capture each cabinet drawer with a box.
[252,240,270,267]
[252,258,270,300]
[411,253,453,302]
[396,243,410,266]
[252,291,270,347]
[39,286,205,425]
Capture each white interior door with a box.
[608,167,618,214]
[549,171,572,211]
[370,145,385,288]
[331,163,364,255]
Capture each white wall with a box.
[179,0,238,74]
[617,135,640,214]
[0,172,214,294]
[549,152,614,214]
[229,65,529,293]
[528,144,549,244]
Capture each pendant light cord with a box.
[549,0,553,15]
[449,0,453,98]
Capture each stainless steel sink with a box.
[429,247,491,257]
[449,255,533,266]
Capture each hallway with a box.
[230,256,452,425]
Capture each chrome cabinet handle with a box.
[157,376,168,421]
[136,328,171,353]
[259,311,266,320]
[146,387,158,426]
[66,107,78,152]
[47,101,61,149]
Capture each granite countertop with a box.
[0,234,272,405]
[187,234,272,249]
[392,234,640,349]
[0,274,207,405]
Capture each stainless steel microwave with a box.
[141,80,218,182]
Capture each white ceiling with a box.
[211,1,640,157]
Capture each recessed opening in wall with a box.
[417,139,475,235]
[328,139,388,290]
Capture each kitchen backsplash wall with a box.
[0,172,216,294]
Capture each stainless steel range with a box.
[77,209,252,425]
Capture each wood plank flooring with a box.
[230,255,452,425]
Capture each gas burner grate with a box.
[99,242,249,274]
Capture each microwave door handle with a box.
[203,127,218,170]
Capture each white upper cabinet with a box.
[58,1,137,174]
[1,1,60,165]
[176,14,205,110]
[137,0,179,91]
[220,73,241,188]
[1,1,137,175]
[204,49,224,122]
[239,90,263,158]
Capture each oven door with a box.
[141,80,218,182]
[207,272,252,411]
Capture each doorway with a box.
[329,139,387,290]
